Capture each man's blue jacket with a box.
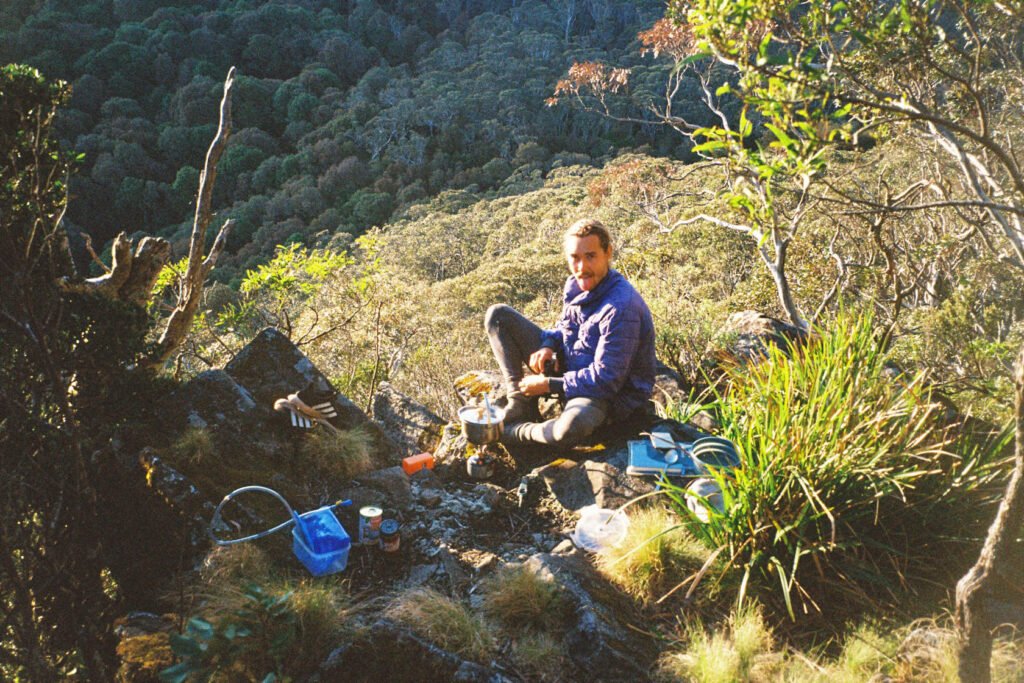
[540,269,656,420]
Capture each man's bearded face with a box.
[564,233,612,292]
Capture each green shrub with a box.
[663,312,1003,624]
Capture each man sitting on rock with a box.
[484,218,657,447]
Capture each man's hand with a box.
[529,347,557,374]
[520,374,550,397]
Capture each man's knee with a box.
[484,303,513,333]
[551,409,601,446]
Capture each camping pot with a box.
[457,404,505,445]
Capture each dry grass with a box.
[890,621,1024,683]
[299,425,375,481]
[595,506,710,604]
[170,427,216,465]
[386,588,493,662]
[509,631,570,682]
[481,564,569,633]
[199,543,275,586]
[657,612,1024,683]
[282,579,358,666]
[657,606,778,683]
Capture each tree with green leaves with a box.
[605,2,1024,679]
[0,63,234,678]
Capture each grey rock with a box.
[332,486,387,515]
[433,422,470,466]
[420,489,442,507]
[711,310,807,365]
[523,552,656,680]
[406,563,441,587]
[473,483,503,508]
[651,361,691,409]
[354,466,413,509]
[411,467,443,490]
[224,327,399,466]
[651,362,720,432]
[137,449,219,548]
[532,458,654,513]
[372,382,447,457]
[160,370,271,450]
[114,611,174,638]
[551,539,576,555]
[470,552,498,572]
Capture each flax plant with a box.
[664,313,1001,624]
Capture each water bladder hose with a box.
[208,485,351,548]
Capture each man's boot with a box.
[502,390,531,424]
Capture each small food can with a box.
[358,506,383,545]
[379,519,400,553]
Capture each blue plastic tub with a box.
[291,507,351,576]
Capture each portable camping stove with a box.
[466,444,498,479]
[457,397,504,481]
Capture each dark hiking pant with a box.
[484,304,608,447]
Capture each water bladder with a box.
[209,485,352,576]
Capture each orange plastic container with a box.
[402,452,435,476]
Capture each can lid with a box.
[360,506,383,517]
[380,519,399,535]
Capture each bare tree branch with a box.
[143,67,236,369]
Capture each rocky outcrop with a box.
[224,327,399,464]
[710,310,807,365]
[530,458,654,512]
[103,328,410,606]
[524,547,658,680]
[372,382,447,457]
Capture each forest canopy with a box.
[0,0,727,284]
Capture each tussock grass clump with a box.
[164,557,355,682]
[657,611,1024,683]
[509,631,570,682]
[170,427,216,464]
[888,621,1022,683]
[386,588,493,662]
[665,312,1003,623]
[199,543,274,586]
[481,564,569,632]
[595,506,710,605]
[279,580,357,666]
[299,425,375,481]
[658,606,777,683]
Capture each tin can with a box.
[379,519,400,553]
[358,506,383,545]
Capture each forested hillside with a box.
[3,1,1024,681]
[0,0,723,283]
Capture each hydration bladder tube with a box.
[208,485,351,548]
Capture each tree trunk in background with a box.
[956,344,1024,682]
[144,67,235,369]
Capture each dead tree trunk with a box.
[956,343,1024,682]
[143,67,235,368]
[60,68,235,369]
